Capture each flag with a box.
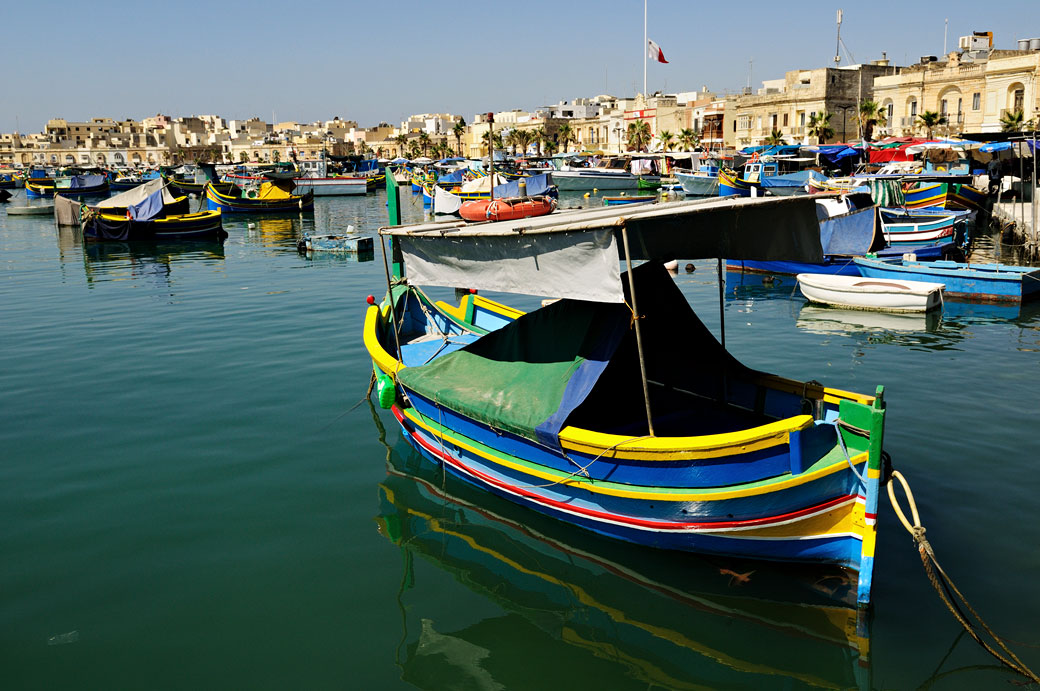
[647,38,668,64]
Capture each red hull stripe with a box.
[394,406,853,532]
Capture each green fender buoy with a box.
[376,374,396,409]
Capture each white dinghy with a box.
[796,273,944,313]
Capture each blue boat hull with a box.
[854,258,1040,303]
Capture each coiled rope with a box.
[887,470,1040,684]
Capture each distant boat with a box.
[903,182,986,210]
[82,177,225,241]
[26,174,109,198]
[602,195,656,206]
[797,273,945,313]
[853,257,1040,303]
[204,180,314,214]
[551,156,656,191]
[675,163,720,196]
[7,203,54,216]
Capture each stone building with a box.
[873,33,1040,136]
[731,62,900,146]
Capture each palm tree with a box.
[543,140,559,155]
[626,120,652,152]
[857,100,882,141]
[678,128,700,152]
[998,109,1036,133]
[239,151,248,163]
[531,127,548,156]
[418,132,431,158]
[452,118,466,156]
[272,149,281,163]
[807,112,835,145]
[512,129,533,157]
[764,129,786,145]
[658,130,674,152]
[557,123,573,153]
[916,111,947,138]
[394,134,408,158]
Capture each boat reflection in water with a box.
[797,304,942,336]
[81,238,225,287]
[239,216,308,248]
[371,406,872,691]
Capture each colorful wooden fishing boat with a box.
[718,167,755,197]
[366,188,890,607]
[26,174,109,198]
[675,169,719,196]
[853,257,1040,303]
[903,182,986,210]
[204,180,313,214]
[83,209,225,242]
[797,273,945,313]
[878,209,960,246]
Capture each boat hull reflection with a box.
[374,411,872,690]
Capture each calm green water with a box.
[2,188,1039,690]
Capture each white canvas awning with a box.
[97,177,177,208]
[383,195,825,303]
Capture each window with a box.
[910,100,917,117]
[957,98,963,116]
[800,112,806,126]
[887,103,894,121]
[972,92,981,110]
[783,113,789,126]
[1013,88,1024,113]
[940,99,948,116]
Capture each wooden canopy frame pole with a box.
[621,224,655,437]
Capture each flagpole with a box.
[643,0,647,98]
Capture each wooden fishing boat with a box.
[26,174,109,198]
[603,195,657,206]
[204,180,313,213]
[797,273,944,312]
[878,209,960,246]
[83,209,226,242]
[853,257,1040,303]
[366,187,890,607]
[903,182,986,210]
[718,168,754,197]
[459,195,556,222]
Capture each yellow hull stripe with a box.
[402,406,867,501]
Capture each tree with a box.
[858,100,882,141]
[530,127,548,156]
[418,132,431,158]
[626,120,652,152]
[557,123,573,153]
[999,109,1035,133]
[272,149,281,163]
[394,134,409,158]
[480,129,503,155]
[916,110,947,138]
[513,129,533,156]
[543,139,559,155]
[807,112,835,145]
[678,128,700,152]
[452,118,466,156]
[658,130,674,152]
[764,129,786,145]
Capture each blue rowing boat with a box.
[853,257,1040,303]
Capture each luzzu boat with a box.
[82,177,225,241]
[365,188,890,607]
[853,256,1040,303]
[26,174,109,198]
[204,179,313,213]
[903,181,986,210]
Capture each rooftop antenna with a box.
[943,18,949,54]
[835,9,843,65]
[747,58,753,92]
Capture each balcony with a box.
[900,116,917,127]
[789,126,805,135]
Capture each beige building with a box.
[873,38,1040,136]
[730,62,900,146]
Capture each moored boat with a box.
[853,256,1040,303]
[367,188,890,607]
[204,180,313,214]
[81,177,225,241]
[797,273,944,312]
[903,182,986,210]
[26,174,109,198]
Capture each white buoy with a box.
[247,222,256,229]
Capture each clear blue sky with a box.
[3,0,1037,133]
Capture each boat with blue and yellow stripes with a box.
[903,181,986,210]
[204,178,313,213]
[365,189,889,607]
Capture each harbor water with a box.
[2,188,1039,690]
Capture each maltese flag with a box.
[647,38,669,64]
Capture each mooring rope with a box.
[887,470,1040,684]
